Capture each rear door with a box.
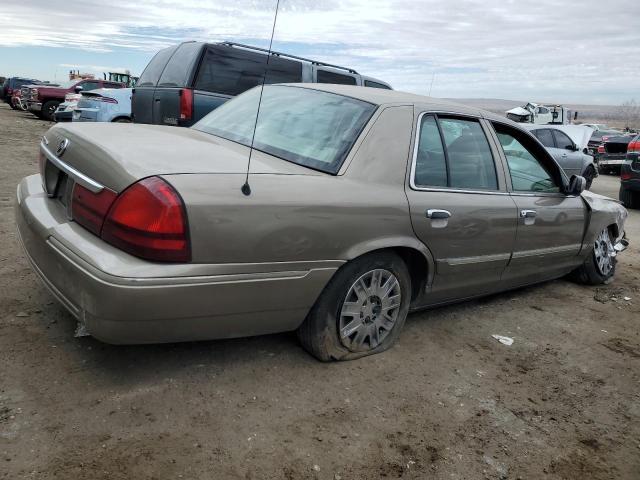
[405,113,518,304]
[490,122,586,286]
[551,130,583,176]
[152,42,203,126]
[131,45,178,124]
[191,44,303,125]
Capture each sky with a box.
[0,0,638,105]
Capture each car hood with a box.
[43,123,318,192]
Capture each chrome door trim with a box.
[511,244,582,259]
[40,140,105,193]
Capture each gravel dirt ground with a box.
[1,102,639,480]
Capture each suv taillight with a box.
[179,88,193,121]
[628,140,640,153]
[71,177,190,262]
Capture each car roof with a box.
[279,83,509,123]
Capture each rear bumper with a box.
[15,174,337,344]
[598,155,626,166]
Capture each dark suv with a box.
[619,134,640,209]
[132,41,392,127]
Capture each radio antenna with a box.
[241,0,281,196]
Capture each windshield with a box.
[193,85,376,174]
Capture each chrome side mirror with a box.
[568,175,586,195]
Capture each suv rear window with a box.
[194,45,303,96]
[158,42,202,87]
[317,70,357,85]
[193,85,375,174]
[137,45,178,87]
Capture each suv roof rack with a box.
[220,41,358,75]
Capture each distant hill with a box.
[440,98,628,128]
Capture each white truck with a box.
[506,102,577,125]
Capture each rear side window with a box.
[534,129,555,148]
[413,116,497,190]
[158,42,202,87]
[317,70,357,85]
[194,45,302,96]
[137,46,178,87]
[414,116,447,187]
[364,80,390,89]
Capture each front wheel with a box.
[298,251,411,361]
[569,228,617,285]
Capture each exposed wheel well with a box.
[111,116,131,122]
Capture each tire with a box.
[297,251,411,361]
[41,100,60,121]
[112,117,131,123]
[569,228,617,285]
[583,166,596,190]
[619,185,640,209]
[9,101,18,110]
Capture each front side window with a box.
[552,130,574,150]
[193,85,376,174]
[534,129,555,148]
[317,70,357,85]
[414,115,497,190]
[494,125,560,193]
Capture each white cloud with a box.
[0,0,639,103]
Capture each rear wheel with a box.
[619,185,640,209]
[570,228,617,285]
[298,251,411,361]
[112,117,131,123]
[41,100,60,121]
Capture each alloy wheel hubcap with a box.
[594,229,615,276]
[338,269,402,352]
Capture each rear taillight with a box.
[71,183,117,236]
[179,88,193,121]
[101,177,190,262]
[621,171,631,180]
[597,145,605,154]
[628,141,640,152]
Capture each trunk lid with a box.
[43,123,317,192]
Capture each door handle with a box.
[426,209,451,219]
[520,209,536,218]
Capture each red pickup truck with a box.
[25,78,124,120]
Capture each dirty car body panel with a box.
[15,84,628,346]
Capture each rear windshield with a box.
[137,46,178,87]
[158,42,202,87]
[194,45,303,96]
[193,85,376,174]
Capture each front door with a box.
[491,122,586,286]
[405,114,518,305]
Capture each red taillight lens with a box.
[629,141,640,152]
[101,177,190,262]
[71,183,117,236]
[179,88,193,121]
[597,145,605,154]
[621,171,631,180]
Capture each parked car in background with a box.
[16,85,628,361]
[24,78,124,121]
[619,134,640,208]
[73,88,133,123]
[132,41,392,127]
[10,88,23,110]
[54,92,82,122]
[523,124,598,188]
[587,128,623,157]
[2,77,39,103]
[597,133,636,174]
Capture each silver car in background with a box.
[73,88,132,123]
[15,84,628,361]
